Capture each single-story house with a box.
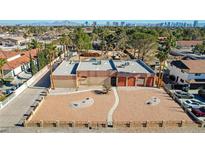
[52,59,155,88]
[0,36,29,47]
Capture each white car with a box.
[183,99,205,108]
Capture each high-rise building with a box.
[106,21,110,26]
[92,21,97,26]
[193,20,199,27]
[85,21,89,26]
[113,22,119,26]
[120,21,125,26]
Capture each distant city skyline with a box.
[0,20,205,27]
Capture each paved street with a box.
[0,88,44,127]
[0,67,51,127]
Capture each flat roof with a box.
[53,59,155,76]
[53,61,78,76]
[77,60,113,71]
[113,60,152,74]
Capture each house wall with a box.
[77,70,116,87]
[168,64,189,84]
[53,75,76,88]
[78,76,111,86]
[2,39,17,46]
[168,64,205,84]
[13,66,22,76]
[187,73,205,80]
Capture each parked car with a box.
[5,89,14,95]
[192,107,205,117]
[183,99,205,108]
[198,89,205,99]
[171,84,190,92]
[173,90,194,99]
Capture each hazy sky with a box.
[0,20,204,25]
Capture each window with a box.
[137,78,145,86]
[195,73,201,76]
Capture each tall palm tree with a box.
[0,58,6,80]
[28,39,41,49]
[156,39,170,88]
[59,34,72,59]
[28,39,42,71]
[45,43,57,89]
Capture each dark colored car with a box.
[198,89,205,99]
[174,90,194,99]
[171,84,190,92]
[192,107,205,117]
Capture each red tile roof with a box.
[181,60,205,73]
[2,49,38,70]
[0,50,20,59]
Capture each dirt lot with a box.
[29,90,115,122]
[113,87,192,122]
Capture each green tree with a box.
[59,34,72,58]
[0,58,6,79]
[29,54,37,75]
[155,39,170,88]
[37,50,48,70]
[192,43,205,54]
[74,28,92,60]
[45,43,57,89]
[129,32,157,60]
[28,39,41,49]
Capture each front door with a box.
[111,77,117,86]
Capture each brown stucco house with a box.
[52,59,155,88]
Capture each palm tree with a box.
[45,43,57,89]
[59,34,72,59]
[28,39,42,71]
[155,39,170,88]
[28,39,41,49]
[0,58,6,80]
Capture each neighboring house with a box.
[82,27,93,34]
[170,49,205,60]
[0,49,38,78]
[0,36,29,47]
[168,60,205,89]
[52,59,155,88]
[176,40,203,49]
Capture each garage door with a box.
[128,77,135,86]
[146,77,154,87]
[118,77,126,86]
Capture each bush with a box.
[103,83,111,94]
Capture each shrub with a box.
[103,83,111,94]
